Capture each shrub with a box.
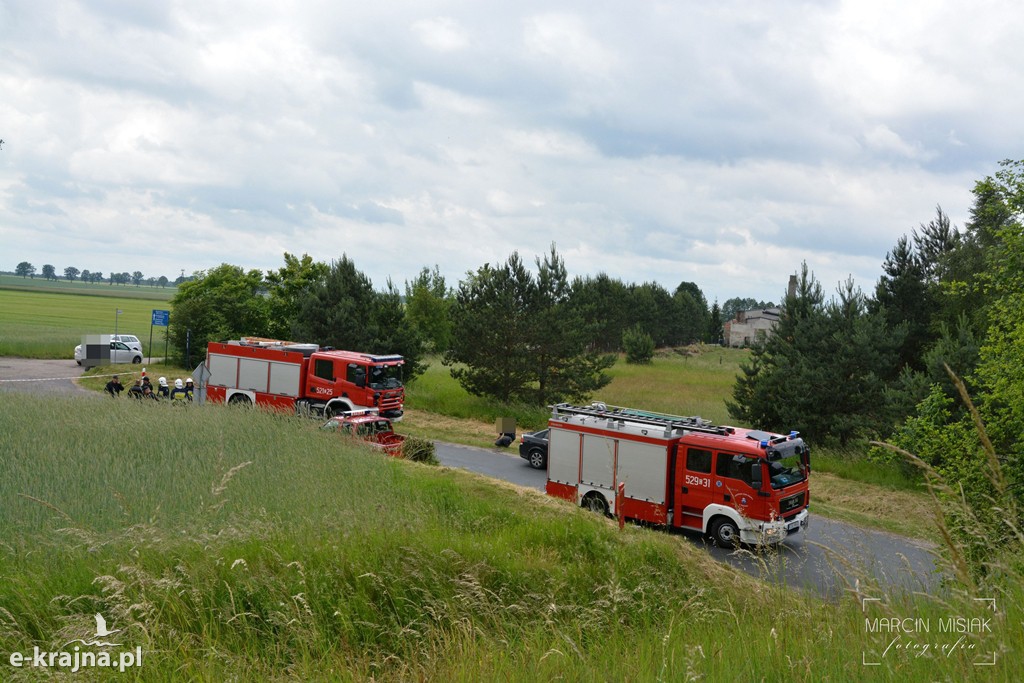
[622,324,655,364]
[402,435,439,464]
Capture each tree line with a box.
[13,261,186,287]
[165,247,735,407]
[728,159,1024,572]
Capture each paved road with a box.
[0,358,97,396]
[435,441,941,599]
[1,358,940,599]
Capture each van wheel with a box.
[132,356,142,364]
[582,493,609,517]
[710,518,740,549]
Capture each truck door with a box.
[713,452,767,521]
[306,357,337,399]
[674,447,715,529]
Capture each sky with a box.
[1,1,1021,306]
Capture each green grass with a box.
[408,345,747,433]
[0,393,1019,680]
[0,287,171,358]
[0,274,176,299]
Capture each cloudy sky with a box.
[1,1,1020,305]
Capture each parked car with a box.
[74,339,143,365]
[75,334,143,365]
[518,429,549,469]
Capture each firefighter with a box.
[170,378,188,402]
[156,376,170,398]
[184,377,195,401]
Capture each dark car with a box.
[518,429,549,469]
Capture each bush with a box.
[622,324,655,364]
[402,436,439,465]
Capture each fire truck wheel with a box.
[228,394,252,406]
[710,518,739,549]
[582,493,609,517]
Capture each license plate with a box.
[787,521,800,531]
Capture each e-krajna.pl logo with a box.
[7,613,143,673]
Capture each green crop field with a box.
[0,285,172,359]
[0,393,1017,680]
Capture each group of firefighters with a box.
[104,370,194,402]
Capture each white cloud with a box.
[0,0,1019,305]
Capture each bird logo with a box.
[94,613,121,638]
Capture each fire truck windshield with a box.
[369,364,403,390]
[769,454,807,489]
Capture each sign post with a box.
[150,309,170,365]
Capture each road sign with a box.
[152,309,170,327]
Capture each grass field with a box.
[1,393,1018,680]
[0,287,171,359]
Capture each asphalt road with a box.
[0,358,940,599]
[435,441,941,600]
[0,357,97,396]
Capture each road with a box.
[435,441,941,600]
[0,358,940,599]
[0,358,97,396]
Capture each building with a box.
[722,308,781,347]
[721,275,797,348]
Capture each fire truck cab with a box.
[544,403,810,547]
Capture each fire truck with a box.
[204,338,405,419]
[544,403,810,547]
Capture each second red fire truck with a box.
[545,403,810,547]
[205,338,405,419]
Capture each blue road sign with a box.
[152,309,170,327]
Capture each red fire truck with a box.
[545,403,810,547]
[205,338,405,419]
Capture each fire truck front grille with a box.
[780,492,805,517]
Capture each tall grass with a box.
[0,393,1020,680]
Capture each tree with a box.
[674,281,709,344]
[872,234,931,370]
[728,264,904,444]
[41,264,56,281]
[80,269,91,283]
[91,271,103,284]
[158,275,169,288]
[264,253,329,340]
[444,247,613,405]
[168,264,270,363]
[567,273,632,352]
[15,262,34,278]
[444,255,537,403]
[292,256,379,349]
[721,297,773,321]
[404,266,453,353]
[629,282,680,347]
[707,301,723,344]
[530,245,614,404]
[132,271,144,286]
[64,266,80,282]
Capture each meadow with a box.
[0,393,1018,680]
